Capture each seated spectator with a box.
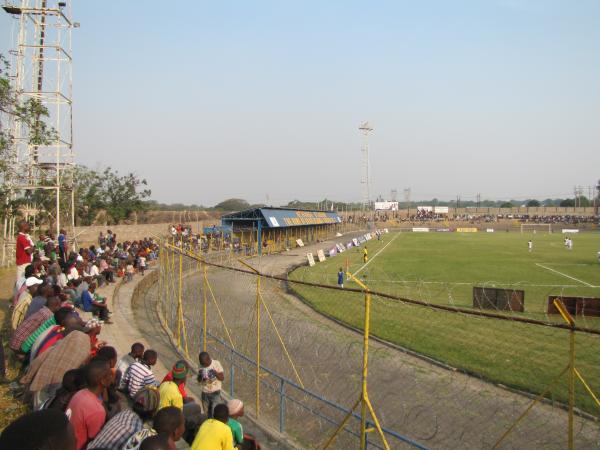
[94,346,121,418]
[10,296,61,353]
[13,264,35,306]
[30,310,86,361]
[158,361,187,410]
[21,330,93,406]
[25,282,54,319]
[162,360,190,399]
[43,368,86,411]
[12,276,43,330]
[227,399,245,448]
[20,306,73,354]
[117,342,145,390]
[123,349,158,397]
[139,434,174,450]
[66,359,113,450]
[158,361,203,444]
[81,282,112,323]
[0,409,77,450]
[88,384,160,450]
[99,256,115,283]
[190,403,234,450]
[123,404,185,450]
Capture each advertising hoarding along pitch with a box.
[374,201,399,211]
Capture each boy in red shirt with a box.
[66,359,113,450]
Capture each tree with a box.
[500,202,513,208]
[526,200,541,207]
[560,199,575,207]
[213,198,250,211]
[70,165,151,225]
[102,168,151,224]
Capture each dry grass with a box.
[0,267,28,430]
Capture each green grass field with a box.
[289,231,600,416]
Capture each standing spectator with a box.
[190,403,234,450]
[123,349,158,397]
[197,351,224,418]
[139,252,147,276]
[125,260,135,282]
[337,268,344,289]
[66,359,113,450]
[117,342,145,390]
[15,220,34,284]
[58,229,68,262]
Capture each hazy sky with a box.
[2,1,599,206]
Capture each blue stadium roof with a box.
[221,207,342,228]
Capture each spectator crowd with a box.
[2,220,257,449]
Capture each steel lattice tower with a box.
[2,0,76,246]
[359,121,373,210]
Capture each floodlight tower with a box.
[359,121,373,211]
[595,179,600,215]
[2,1,76,242]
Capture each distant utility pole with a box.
[359,121,373,211]
[595,179,600,215]
[403,188,411,215]
[390,189,398,202]
[476,193,481,209]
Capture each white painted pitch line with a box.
[353,232,401,277]
[535,263,597,288]
[357,279,585,288]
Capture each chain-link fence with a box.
[152,241,600,449]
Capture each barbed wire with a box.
[155,242,600,449]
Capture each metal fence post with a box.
[279,378,286,433]
[568,325,575,450]
[256,275,261,417]
[230,347,235,398]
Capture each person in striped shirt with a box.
[124,349,159,397]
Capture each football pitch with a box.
[289,231,600,415]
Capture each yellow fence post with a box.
[360,288,370,450]
[177,253,183,347]
[203,262,208,352]
[324,273,390,450]
[256,274,261,418]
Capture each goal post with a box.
[520,223,552,234]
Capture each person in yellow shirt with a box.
[363,246,368,263]
[190,404,234,450]
[158,379,183,410]
[158,361,188,410]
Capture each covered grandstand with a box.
[221,207,342,254]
